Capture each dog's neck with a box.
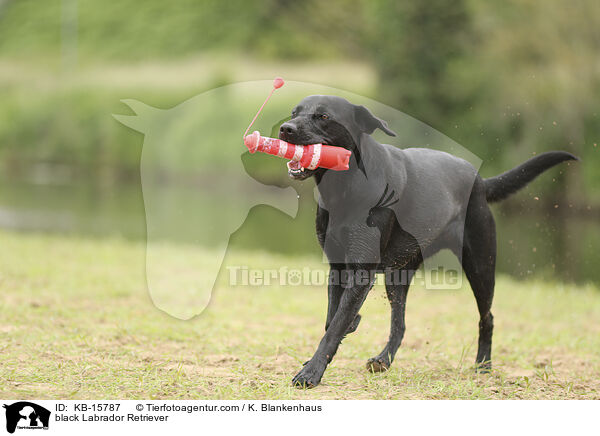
[315,134,383,208]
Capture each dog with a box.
[278,95,577,388]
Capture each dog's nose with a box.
[279,123,296,137]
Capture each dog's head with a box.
[279,95,396,180]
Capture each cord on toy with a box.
[242,77,285,140]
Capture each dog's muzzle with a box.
[287,159,317,180]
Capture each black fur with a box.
[484,151,577,202]
[278,95,577,388]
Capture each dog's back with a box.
[378,144,478,244]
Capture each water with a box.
[0,178,597,285]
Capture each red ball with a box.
[273,77,284,89]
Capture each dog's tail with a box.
[484,151,578,203]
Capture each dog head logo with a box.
[3,402,50,434]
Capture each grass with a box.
[0,229,599,399]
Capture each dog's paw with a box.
[292,362,325,389]
[366,356,390,373]
[474,361,492,374]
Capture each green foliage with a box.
[368,0,474,125]
[364,0,600,203]
[0,0,351,61]
[0,0,598,203]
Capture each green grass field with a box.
[1,229,599,400]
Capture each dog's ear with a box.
[354,105,396,137]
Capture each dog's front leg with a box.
[293,266,375,388]
[325,264,344,331]
[325,264,360,333]
[326,265,362,335]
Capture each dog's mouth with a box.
[287,158,317,180]
[279,132,337,180]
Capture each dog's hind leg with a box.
[462,191,496,372]
[366,265,418,373]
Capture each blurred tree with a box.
[252,0,365,60]
[366,0,474,128]
[470,0,600,205]
[364,0,599,208]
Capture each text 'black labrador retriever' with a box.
[279,95,577,388]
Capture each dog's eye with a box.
[319,114,329,120]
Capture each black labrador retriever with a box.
[279,95,577,388]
